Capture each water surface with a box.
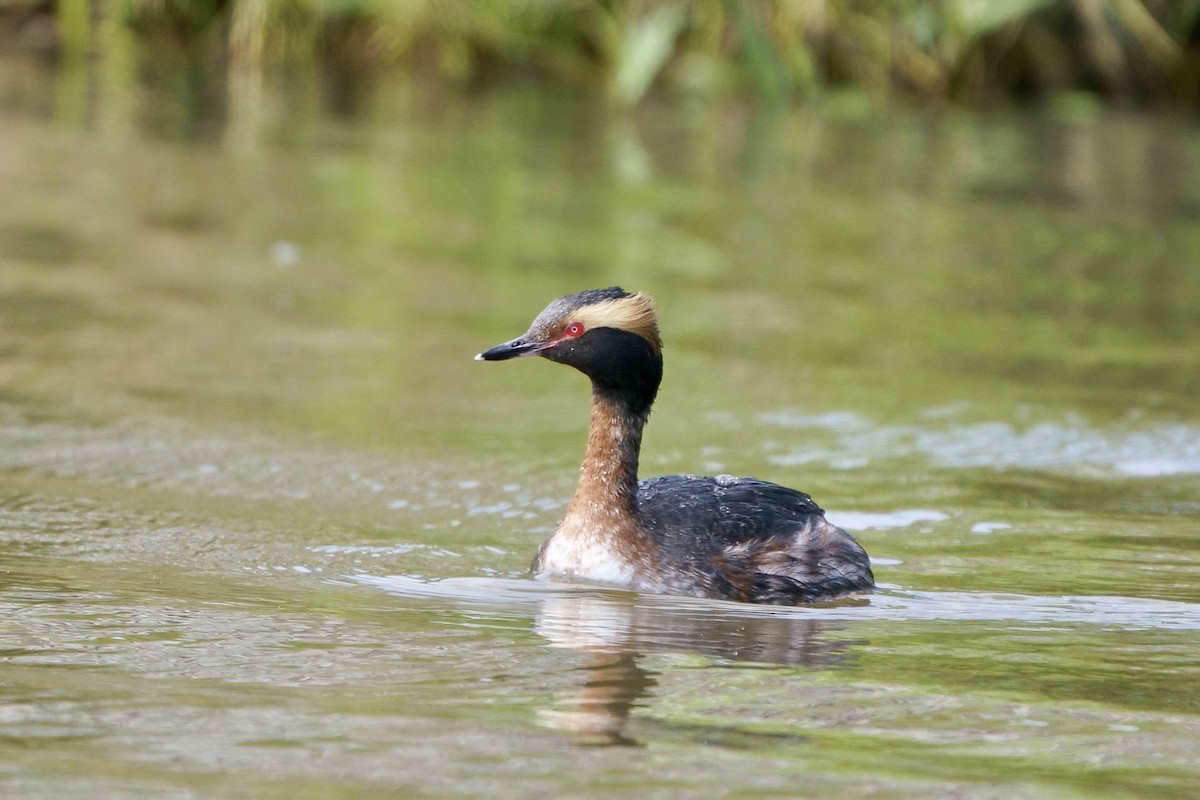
[1,53,1199,799]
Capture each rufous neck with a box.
[566,387,648,516]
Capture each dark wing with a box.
[636,474,873,604]
[636,474,823,549]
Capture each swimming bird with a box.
[476,287,874,605]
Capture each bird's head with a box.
[476,287,663,405]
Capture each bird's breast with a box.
[535,511,641,587]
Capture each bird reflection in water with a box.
[533,588,866,746]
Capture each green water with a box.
[1,52,1199,799]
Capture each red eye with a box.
[565,321,585,338]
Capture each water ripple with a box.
[351,574,1200,633]
[763,409,1200,476]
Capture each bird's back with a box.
[634,474,874,604]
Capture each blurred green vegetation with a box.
[2,0,1198,107]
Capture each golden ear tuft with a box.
[573,291,661,353]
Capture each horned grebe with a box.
[476,287,873,605]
